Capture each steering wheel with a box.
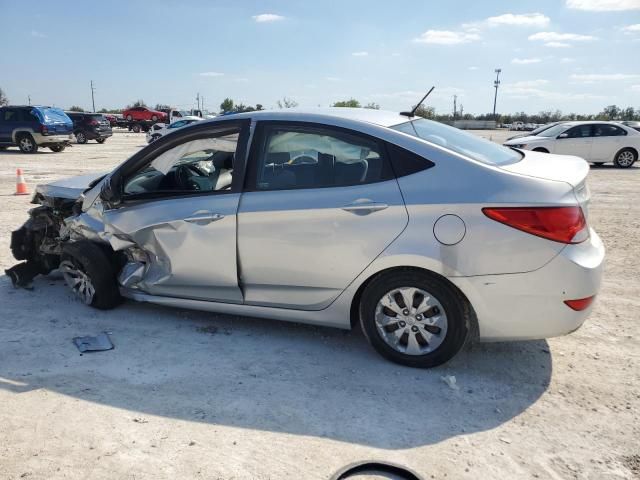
[175,165,200,191]
[290,155,317,165]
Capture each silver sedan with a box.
[9,108,605,367]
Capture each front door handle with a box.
[183,213,225,225]
[341,200,389,215]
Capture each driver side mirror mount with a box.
[99,173,123,208]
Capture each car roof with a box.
[212,108,414,128]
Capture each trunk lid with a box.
[501,149,589,188]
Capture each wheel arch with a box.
[12,129,36,143]
[348,265,479,341]
[615,146,638,159]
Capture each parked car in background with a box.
[122,106,167,123]
[510,121,525,131]
[507,121,565,141]
[619,120,640,132]
[10,108,604,368]
[503,121,640,168]
[103,114,118,127]
[0,105,73,153]
[146,117,202,143]
[65,112,113,144]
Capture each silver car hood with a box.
[36,172,108,200]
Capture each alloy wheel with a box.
[19,137,34,152]
[617,151,635,167]
[60,260,96,305]
[374,286,448,355]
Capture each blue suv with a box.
[0,106,73,153]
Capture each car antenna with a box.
[400,86,435,118]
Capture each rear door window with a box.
[250,123,394,191]
[593,124,627,137]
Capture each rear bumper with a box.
[451,228,605,341]
[32,133,73,145]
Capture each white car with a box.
[146,117,202,143]
[503,121,640,168]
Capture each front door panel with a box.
[105,193,242,303]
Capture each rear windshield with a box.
[37,107,72,124]
[392,118,522,166]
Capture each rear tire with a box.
[151,115,158,122]
[126,114,133,121]
[359,270,470,368]
[75,132,88,144]
[60,241,121,310]
[613,148,637,168]
[49,144,66,152]
[132,124,141,133]
[18,134,38,153]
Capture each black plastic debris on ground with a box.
[73,332,114,353]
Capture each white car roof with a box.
[212,108,414,128]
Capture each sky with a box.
[1,0,639,115]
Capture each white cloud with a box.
[545,41,572,48]
[414,29,481,45]
[468,66,479,70]
[529,32,597,42]
[199,72,224,77]
[508,79,550,88]
[567,0,640,11]
[485,13,550,27]
[351,51,369,57]
[31,30,46,38]
[252,13,285,23]
[622,24,640,33]
[326,76,341,82]
[571,73,640,81]
[560,57,576,63]
[512,57,542,64]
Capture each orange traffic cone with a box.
[15,168,29,195]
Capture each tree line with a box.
[1,86,638,122]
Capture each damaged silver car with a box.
[8,109,604,368]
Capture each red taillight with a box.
[564,296,595,311]
[482,206,587,244]
[40,125,49,135]
[89,119,99,126]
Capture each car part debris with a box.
[440,375,459,391]
[73,332,114,353]
[5,262,44,289]
[331,461,423,480]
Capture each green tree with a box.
[277,97,298,108]
[621,107,636,120]
[127,99,147,108]
[413,105,436,119]
[68,105,84,112]
[220,98,234,113]
[0,87,8,106]
[601,105,620,120]
[332,99,360,108]
[255,104,264,111]
[364,102,380,110]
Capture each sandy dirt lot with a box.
[0,130,638,479]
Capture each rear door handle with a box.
[341,201,389,214]
[183,213,225,224]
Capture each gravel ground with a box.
[0,130,638,479]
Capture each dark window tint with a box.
[1,109,20,122]
[254,125,394,191]
[565,125,591,138]
[387,143,434,177]
[23,110,39,122]
[593,124,626,137]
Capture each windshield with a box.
[530,123,559,135]
[538,124,571,137]
[392,118,522,166]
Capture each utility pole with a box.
[196,92,200,111]
[460,104,464,118]
[90,80,96,112]
[453,95,457,120]
[28,95,31,106]
[201,96,204,112]
[492,68,501,120]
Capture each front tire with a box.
[533,147,549,153]
[126,114,133,121]
[75,132,87,144]
[359,270,470,368]
[151,115,158,122]
[60,241,122,310]
[49,144,66,152]
[18,134,38,153]
[614,148,637,168]
[96,138,106,144]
